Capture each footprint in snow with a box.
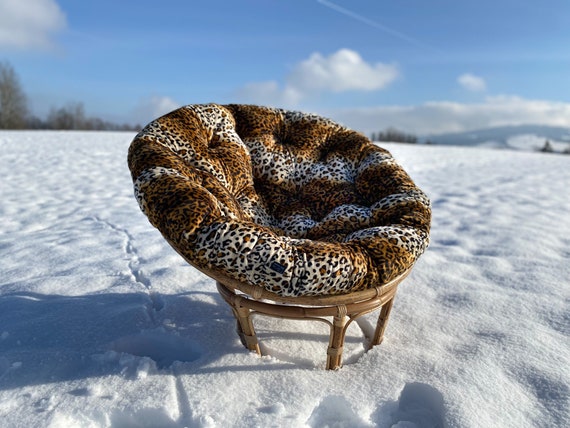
[307,395,370,428]
[391,382,446,428]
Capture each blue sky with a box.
[1,0,569,134]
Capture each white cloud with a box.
[132,96,181,124]
[288,49,398,93]
[458,73,487,92]
[236,49,398,106]
[0,0,67,50]
[326,96,570,135]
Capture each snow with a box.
[1,131,569,428]
[504,134,568,152]
[420,125,570,154]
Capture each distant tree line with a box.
[370,129,570,155]
[29,102,140,131]
[0,61,140,131]
[371,127,418,144]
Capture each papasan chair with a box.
[128,104,431,369]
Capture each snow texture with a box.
[0,131,569,427]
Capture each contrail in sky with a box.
[317,0,443,54]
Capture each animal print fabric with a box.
[128,104,431,296]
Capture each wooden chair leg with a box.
[327,309,348,370]
[371,298,395,347]
[232,305,261,355]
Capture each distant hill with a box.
[421,125,570,152]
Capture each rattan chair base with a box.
[168,243,411,370]
[215,271,410,370]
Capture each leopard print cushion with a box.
[128,104,431,296]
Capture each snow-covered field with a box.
[1,131,568,428]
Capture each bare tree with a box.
[0,61,29,129]
[45,101,142,131]
[47,102,87,130]
[0,62,142,131]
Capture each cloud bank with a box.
[236,49,398,106]
[0,0,67,50]
[326,96,570,135]
[130,95,570,138]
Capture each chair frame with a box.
[171,243,411,370]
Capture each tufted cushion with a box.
[128,104,431,296]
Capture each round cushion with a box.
[128,104,431,296]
